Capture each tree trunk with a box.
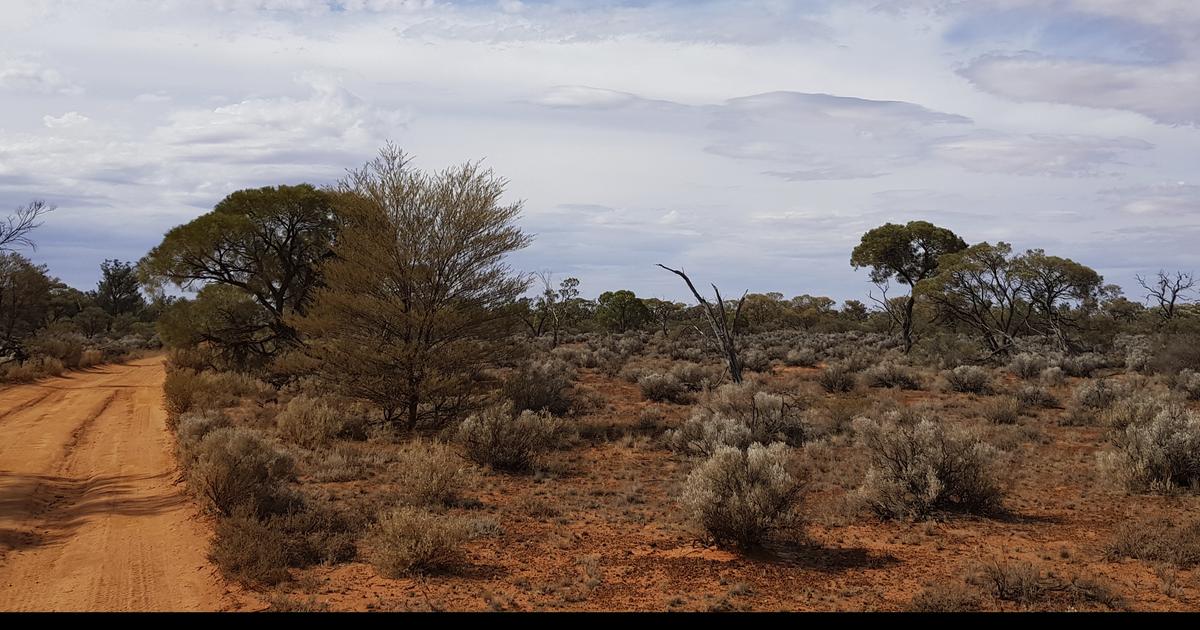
[406,396,419,431]
[902,295,916,353]
[657,264,747,384]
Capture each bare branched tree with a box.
[866,280,904,335]
[1137,270,1196,322]
[657,264,747,384]
[0,200,54,252]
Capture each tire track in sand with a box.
[0,357,242,611]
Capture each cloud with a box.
[1,0,1196,301]
[392,1,832,45]
[961,53,1200,126]
[533,86,642,109]
[134,92,173,103]
[0,58,83,95]
[42,111,89,128]
[719,92,972,127]
[703,91,974,179]
[1100,182,1200,216]
[929,132,1153,177]
[153,75,410,164]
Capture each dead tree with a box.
[1137,270,1196,322]
[657,264,747,384]
[0,200,54,252]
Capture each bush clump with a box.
[393,440,466,507]
[638,372,690,404]
[176,410,230,461]
[1008,353,1048,380]
[739,349,771,373]
[367,506,471,577]
[784,348,818,367]
[700,383,809,446]
[679,443,803,548]
[275,395,367,448]
[1107,516,1200,568]
[1072,379,1123,410]
[1175,369,1200,401]
[1015,385,1058,409]
[210,507,357,586]
[665,412,752,457]
[862,361,922,390]
[1107,405,1200,493]
[980,396,1021,425]
[670,362,721,392]
[817,363,856,393]
[1040,366,1066,387]
[163,368,200,422]
[854,414,1004,518]
[188,427,297,517]
[456,403,561,472]
[942,366,993,394]
[1102,390,1173,431]
[1060,353,1106,378]
[503,357,576,416]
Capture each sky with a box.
[1,0,1197,304]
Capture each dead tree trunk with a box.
[657,264,747,384]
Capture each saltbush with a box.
[456,403,561,472]
[679,443,803,548]
[368,507,470,577]
[854,414,1004,518]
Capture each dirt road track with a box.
[0,357,240,611]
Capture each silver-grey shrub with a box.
[665,411,753,457]
[679,442,803,548]
[943,366,993,394]
[854,414,1004,519]
[638,372,690,404]
[456,403,562,472]
[1176,370,1200,401]
[1008,353,1048,380]
[1108,405,1200,493]
[863,361,922,390]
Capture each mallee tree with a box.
[291,145,532,430]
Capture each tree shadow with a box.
[750,539,901,573]
[0,471,190,553]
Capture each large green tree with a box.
[95,259,146,317]
[140,184,338,355]
[919,242,1028,354]
[1015,249,1105,351]
[595,289,652,333]
[851,221,967,352]
[290,145,532,430]
[157,285,277,370]
[0,253,54,361]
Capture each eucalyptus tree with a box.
[851,221,967,352]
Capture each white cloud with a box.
[0,58,83,95]
[1,0,1196,301]
[134,92,173,103]
[153,75,410,163]
[42,111,89,128]
[1100,182,1200,215]
[962,54,1200,126]
[929,132,1153,177]
[498,0,525,14]
[533,86,642,109]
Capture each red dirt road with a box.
[0,357,236,611]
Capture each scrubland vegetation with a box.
[4,144,1200,611]
[1,231,163,381]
